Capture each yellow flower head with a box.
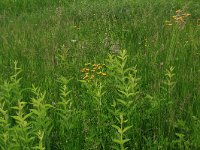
[83,75,89,80]
[101,73,107,76]
[176,9,182,14]
[85,63,91,67]
[81,63,107,81]
[85,68,90,72]
[98,65,103,69]
[91,69,96,73]
[90,74,95,80]
[81,68,86,73]
[92,64,97,67]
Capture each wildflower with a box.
[81,63,107,81]
[176,9,182,14]
[97,65,102,69]
[81,68,86,72]
[168,9,191,29]
[172,15,177,19]
[90,74,95,79]
[85,63,91,67]
[83,75,89,80]
[91,69,96,73]
[92,64,97,67]
[185,13,191,17]
[85,68,90,72]
[101,73,107,76]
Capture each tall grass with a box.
[0,0,200,149]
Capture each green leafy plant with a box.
[33,130,45,150]
[80,70,108,149]
[112,114,132,150]
[30,85,53,148]
[53,76,74,148]
[0,61,22,112]
[11,100,33,149]
[106,50,140,149]
[0,102,11,150]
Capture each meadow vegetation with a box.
[0,0,200,149]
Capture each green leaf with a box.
[112,125,122,134]
[24,113,32,120]
[123,125,132,133]
[116,99,127,106]
[11,106,20,110]
[113,138,130,145]
[121,139,130,144]
[12,116,24,122]
[175,133,185,138]
[44,104,53,108]
[110,145,120,150]
[113,139,123,145]
[111,100,116,108]
[123,119,128,123]
[30,109,40,116]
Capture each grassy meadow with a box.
[0,0,200,149]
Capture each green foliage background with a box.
[0,0,200,149]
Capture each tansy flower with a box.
[101,73,107,76]
[98,65,102,69]
[83,75,89,80]
[90,74,95,79]
[176,9,182,13]
[81,68,86,72]
[85,63,91,67]
[85,68,90,72]
[92,64,97,67]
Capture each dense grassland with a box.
[0,0,200,149]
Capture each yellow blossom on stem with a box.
[92,64,97,67]
[91,69,96,73]
[101,73,107,76]
[83,75,89,80]
[81,68,86,72]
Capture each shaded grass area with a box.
[0,0,200,149]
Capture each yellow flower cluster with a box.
[81,63,107,82]
[173,10,191,25]
[165,9,191,27]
